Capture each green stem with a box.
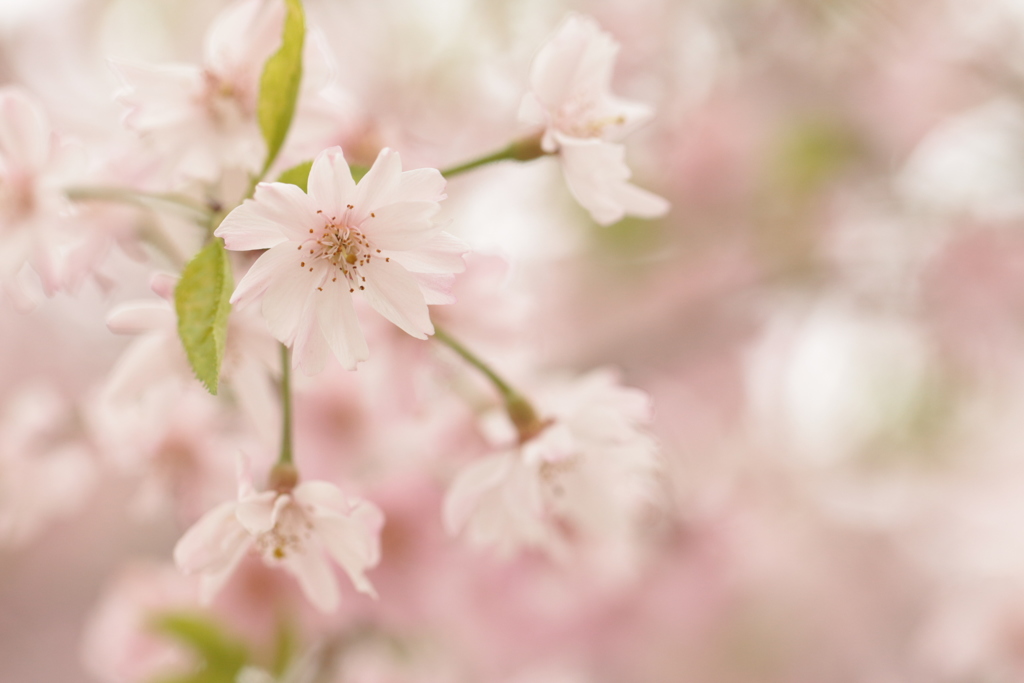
[278,343,294,466]
[439,135,547,178]
[433,326,516,400]
[65,185,213,221]
[433,326,545,441]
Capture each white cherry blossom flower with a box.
[443,369,662,557]
[112,0,352,182]
[173,457,383,613]
[0,384,95,547]
[519,14,669,226]
[111,0,282,180]
[0,87,85,305]
[215,145,467,374]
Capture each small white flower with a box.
[519,14,669,226]
[173,457,383,613]
[0,87,83,304]
[215,145,467,374]
[111,0,283,180]
[444,369,661,557]
[0,384,95,547]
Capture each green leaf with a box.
[258,0,305,176]
[275,159,370,193]
[175,240,233,394]
[276,159,313,191]
[148,611,250,683]
[350,164,369,183]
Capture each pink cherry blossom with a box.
[173,457,384,613]
[215,145,467,374]
[111,0,282,180]
[519,14,669,226]
[444,369,662,558]
[0,383,95,547]
[0,87,84,305]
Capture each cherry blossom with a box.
[215,145,467,374]
[0,87,84,305]
[0,384,95,547]
[443,369,662,557]
[173,457,384,613]
[519,14,669,226]
[101,272,280,446]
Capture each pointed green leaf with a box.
[175,240,232,394]
[350,164,369,183]
[276,159,313,191]
[276,159,370,192]
[149,611,249,683]
[258,0,305,176]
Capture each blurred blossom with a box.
[444,369,661,560]
[519,14,669,225]
[0,383,95,547]
[7,1,1024,682]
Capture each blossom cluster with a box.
[6,0,1024,682]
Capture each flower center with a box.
[298,209,391,293]
[555,96,626,139]
[254,500,314,561]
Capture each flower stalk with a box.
[438,134,546,178]
[432,326,546,442]
[276,343,295,470]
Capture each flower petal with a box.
[313,507,382,598]
[0,88,52,171]
[216,182,320,250]
[557,136,668,225]
[282,547,340,613]
[230,242,303,309]
[293,481,349,514]
[106,301,175,335]
[260,258,321,345]
[307,146,356,220]
[173,501,244,572]
[316,285,369,371]
[350,148,402,223]
[235,491,280,534]
[361,201,442,251]
[386,231,468,274]
[396,167,447,203]
[442,453,514,536]
[360,258,432,339]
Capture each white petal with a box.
[293,303,331,376]
[204,0,284,77]
[350,148,402,223]
[316,285,369,371]
[313,509,382,598]
[386,231,468,274]
[282,548,340,613]
[106,301,175,335]
[0,87,52,171]
[530,15,617,112]
[413,272,456,305]
[197,528,252,604]
[396,167,447,203]
[293,481,349,513]
[360,258,432,339]
[235,491,280,534]
[260,259,321,345]
[557,136,668,225]
[230,242,302,308]
[443,453,515,536]
[361,201,442,250]
[173,501,244,572]
[307,146,356,220]
[216,182,320,250]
